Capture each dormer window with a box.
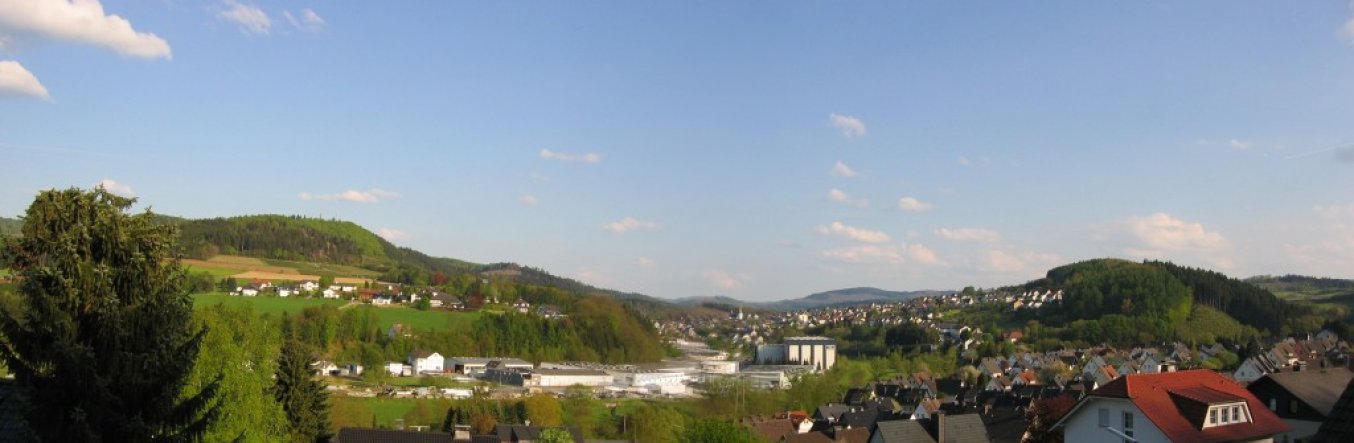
[1203,402,1251,428]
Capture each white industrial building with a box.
[621,371,690,395]
[525,368,613,387]
[755,336,837,371]
[448,357,534,375]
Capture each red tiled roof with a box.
[1089,370,1290,443]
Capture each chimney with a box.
[936,412,946,443]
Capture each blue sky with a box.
[3,1,1354,301]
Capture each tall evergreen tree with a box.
[274,339,331,443]
[0,188,219,441]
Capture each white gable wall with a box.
[1063,397,1169,443]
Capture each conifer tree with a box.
[0,188,219,441]
[274,339,331,442]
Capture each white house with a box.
[300,280,319,291]
[238,286,259,297]
[385,362,410,377]
[277,287,296,298]
[372,295,393,305]
[409,350,444,374]
[1055,370,1289,443]
[322,288,339,299]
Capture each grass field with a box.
[192,293,349,316]
[262,258,381,278]
[332,397,455,429]
[351,305,481,332]
[182,255,377,285]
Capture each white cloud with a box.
[981,249,1062,273]
[829,113,867,138]
[906,243,939,265]
[830,161,858,178]
[1315,204,1354,218]
[540,149,603,164]
[637,257,656,268]
[520,193,538,207]
[701,269,748,290]
[1124,213,1229,252]
[935,227,1001,243]
[820,242,940,266]
[1229,139,1254,150]
[377,228,407,241]
[0,0,172,59]
[957,156,991,167]
[283,8,326,32]
[822,244,902,264]
[602,217,661,234]
[827,188,868,208]
[0,61,49,100]
[297,188,398,203]
[897,196,933,212]
[1097,213,1233,269]
[96,178,134,196]
[218,0,271,35]
[815,221,891,243]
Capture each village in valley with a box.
[219,274,1354,442]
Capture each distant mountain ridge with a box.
[675,287,949,311]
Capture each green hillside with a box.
[0,216,20,237]
[1247,275,1354,300]
[1017,258,1293,345]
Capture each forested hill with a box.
[1018,258,1289,345]
[174,215,478,276]
[1021,258,1289,338]
[1145,261,1288,334]
[170,215,680,315]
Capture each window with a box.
[1270,398,1277,411]
[1210,409,1218,424]
[1099,408,1109,427]
[1231,407,1239,422]
[1290,400,1298,414]
[1123,412,1134,430]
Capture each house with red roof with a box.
[1054,370,1289,443]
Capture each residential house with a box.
[408,350,444,374]
[429,293,463,310]
[322,288,339,299]
[299,280,319,292]
[1053,370,1289,443]
[384,362,410,377]
[1246,368,1354,442]
[512,299,531,314]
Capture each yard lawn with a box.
[192,293,349,316]
[350,305,481,333]
[333,397,454,429]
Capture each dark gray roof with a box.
[332,428,457,443]
[1257,369,1354,416]
[873,419,936,443]
[1313,376,1354,443]
[940,414,991,443]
